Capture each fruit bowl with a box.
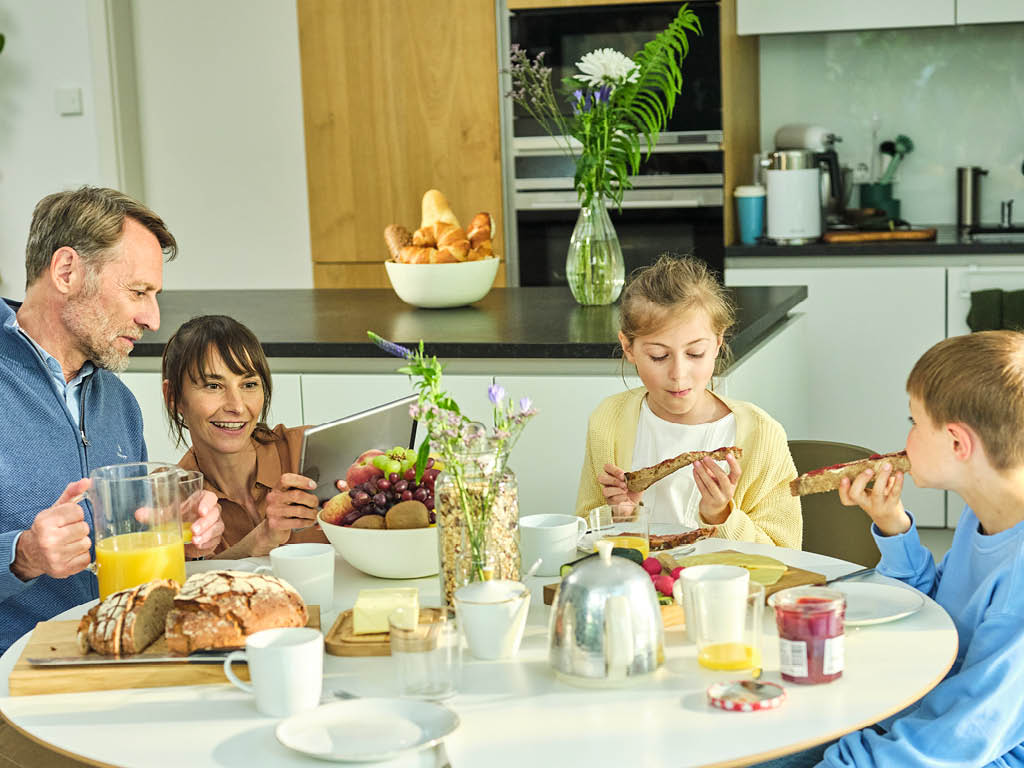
[318,511,439,579]
[384,257,500,309]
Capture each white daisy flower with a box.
[574,48,639,88]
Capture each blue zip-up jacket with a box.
[0,298,146,653]
[823,508,1024,767]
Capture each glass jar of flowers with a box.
[369,333,537,606]
[505,4,702,305]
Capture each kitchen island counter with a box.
[132,285,806,364]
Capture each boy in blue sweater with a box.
[767,329,1024,767]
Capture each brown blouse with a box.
[179,423,329,554]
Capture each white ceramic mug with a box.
[674,564,749,642]
[255,543,335,608]
[454,580,530,660]
[519,514,588,577]
[223,627,324,717]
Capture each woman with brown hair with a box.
[162,315,330,558]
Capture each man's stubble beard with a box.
[61,282,138,373]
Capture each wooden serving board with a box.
[9,607,319,697]
[823,228,936,243]
[325,608,443,657]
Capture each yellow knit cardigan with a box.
[574,387,802,549]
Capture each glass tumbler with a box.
[389,606,460,700]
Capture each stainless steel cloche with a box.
[548,540,664,686]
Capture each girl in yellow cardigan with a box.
[575,255,802,549]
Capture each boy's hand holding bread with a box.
[838,462,912,536]
[384,190,496,265]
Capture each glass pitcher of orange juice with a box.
[88,463,196,598]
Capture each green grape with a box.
[385,459,402,476]
[371,454,391,471]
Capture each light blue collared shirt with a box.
[4,309,94,569]
[3,311,94,427]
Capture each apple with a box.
[321,491,354,525]
[345,449,386,489]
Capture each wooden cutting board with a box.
[823,228,936,243]
[324,608,444,657]
[542,552,825,605]
[9,607,319,697]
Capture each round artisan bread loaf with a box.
[164,570,308,655]
[76,579,180,657]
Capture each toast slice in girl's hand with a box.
[789,450,912,497]
[625,446,743,494]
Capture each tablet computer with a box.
[299,394,418,503]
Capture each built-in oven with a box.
[499,1,724,286]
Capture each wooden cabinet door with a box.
[297,0,506,288]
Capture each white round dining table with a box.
[0,539,957,768]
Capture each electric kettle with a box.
[548,540,664,686]
[763,149,841,245]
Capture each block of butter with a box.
[351,588,419,635]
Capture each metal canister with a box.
[957,166,988,232]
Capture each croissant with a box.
[468,244,493,261]
[399,245,435,264]
[384,225,413,261]
[421,189,460,229]
[467,212,494,249]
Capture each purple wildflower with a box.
[596,84,612,104]
[519,397,533,413]
[488,383,506,405]
[367,331,412,359]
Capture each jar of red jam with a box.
[769,587,846,684]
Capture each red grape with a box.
[389,472,400,484]
[394,480,408,494]
[403,467,416,481]
[377,480,391,491]
[413,488,428,502]
[401,490,413,501]
[426,457,434,469]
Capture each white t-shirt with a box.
[632,397,737,528]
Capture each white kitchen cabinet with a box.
[725,265,948,526]
[737,0,954,35]
[956,0,1024,24]
[118,372,304,465]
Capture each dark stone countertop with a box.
[726,224,1024,258]
[133,285,807,361]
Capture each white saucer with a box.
[275,698,459,762]
[832,582,925,626]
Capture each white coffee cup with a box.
[519,514,588,577]
[453,580,530,660]
[224,627,324,717]
[673,564,749,642]
[255,543,335,608]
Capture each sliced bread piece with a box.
[789,451,912,497]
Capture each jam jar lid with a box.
[707,680,786,712]
[768,586,846,614]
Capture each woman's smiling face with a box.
[177,347,265,455]
[620,308,722,424]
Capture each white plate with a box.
[579,523,697,555]
[832,582,925,626]
[276,698,459,762]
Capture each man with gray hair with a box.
[0,186,224,654]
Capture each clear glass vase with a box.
[435,443,520,608]
[565,195,625,306]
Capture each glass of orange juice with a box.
[88,463,193,598]
[693,577,764,673]
[587,503,649,559]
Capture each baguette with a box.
[789,450,912,497]
[625,446,743,494]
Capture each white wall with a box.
[0,0,107,298]
[0,0,313,298]
[758,23,1024,226]
[129,0,313,290]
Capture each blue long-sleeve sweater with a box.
[823,508,1024,767]
[0,299,146,653]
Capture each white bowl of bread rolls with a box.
[383,189,500,309]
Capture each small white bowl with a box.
[384,258,500,309]
[317,511,439,579]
